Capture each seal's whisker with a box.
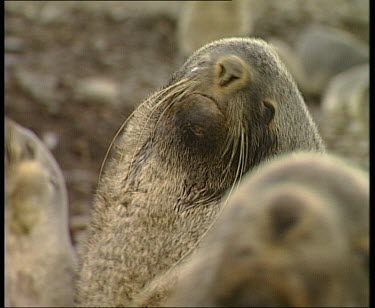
[235,98,247,192]
[124,84,188,186]
[221,116,242,182]
[220,132,234,160]
[123,79,198,188]
[168,113,244,262]
[205,131,242,205]
[99,80,186,183]
[222,120,245,202]
[149,80,200,138]
[148,80,202,141]
[244,125,249,178]
[237,125,246,190]
[218,139,236,191]
[170,122,245,270]
[216,100,246,198]
[150,91,185,140]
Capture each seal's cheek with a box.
[174,94,226,148]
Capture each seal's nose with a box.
[215,55,249,87]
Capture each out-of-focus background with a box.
[5,0,369,249]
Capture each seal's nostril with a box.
[216,55,246,87]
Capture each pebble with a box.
[42,132,59,151]
[269,25,369,98]
[320,63,369,170]
[38,2,72,24]
[5,37,25,53]
[14,68,61,114]
[295,25,368,96]
[74,77,120,107]
[177,0,252,57]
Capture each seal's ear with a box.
[261,99,276,125]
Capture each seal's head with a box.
[5,118,69,234]
[166,153,369,307]
[138,38,324,193]
[5,118,76,307]
[78,38,326,307]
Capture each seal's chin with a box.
[173,93,226,149]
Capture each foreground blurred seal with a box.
[75,37,324,306]
[166,152,369,307]
[5,118,77,307]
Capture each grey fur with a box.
[166,152,369,307]
[75,38,324,306]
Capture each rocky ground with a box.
[5,1,369,248]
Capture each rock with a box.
[320,63,369,170]
[269,25,368,98]
[5,1,44,21]
[247,0,369,43]
[5,54,19,67]
[300,0,369,42]
[5,54,20,87]
[38,2,74,24]
[14,68,61,114]
[103,1,181,19]
[6,1,182,23]
[74,77,120,106]
[5,37,25,53]
[177,0,252,57]
[42,131,59,151]
[295,25,368,96]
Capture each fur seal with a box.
[166,152,369,307]
[5,118,77,307]
[75,37,325,306]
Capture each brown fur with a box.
[166,152,369,307]
[5,118,77,307]
[75,38,324,306]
